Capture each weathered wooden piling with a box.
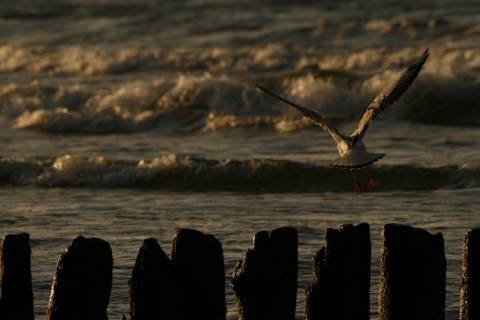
[460,228,480,320]
[304,223,371,320]
[231,226,298,320]
[128,238,178,320]
[378,224,445,320]
[171,228,226,320]
[0,233,34,320]
[45,236,113,320]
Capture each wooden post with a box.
[0,233,34,320]
[460,228,480,320]
[171,229,226,320]
[378,224,445,320]
[46,236,113,320]
[231,226,298,320]
[304,223,371,320]
[128,238,178,320]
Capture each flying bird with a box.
[255,48,429,192]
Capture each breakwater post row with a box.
[0,225,479,320]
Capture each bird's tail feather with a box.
[330,152,386,169]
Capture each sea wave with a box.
[1,155,479,192]
[2,74,479,135]
[1,0,480,136]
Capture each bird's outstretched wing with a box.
[353,48,429,142]
[254,83,347,144]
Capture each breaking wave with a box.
[1,154,479,192]
[2,67,480,135]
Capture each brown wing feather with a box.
[254,83,347,144]
[354,48,429,142]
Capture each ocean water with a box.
[1,0,480,319]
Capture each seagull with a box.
[255,48,429,192]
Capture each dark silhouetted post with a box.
[231,226,298,320]
[46,236,113,320]
[128,238,178,320]
[0,233,34,320]
[304,223,371,320]
[378,224,445,320]
[460,228,480,320]
[171,229,226,320]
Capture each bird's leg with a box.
[366,167,380,187]
[351,169,361,193]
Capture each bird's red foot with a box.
[355,183,362,193]
[369,178,380,187]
